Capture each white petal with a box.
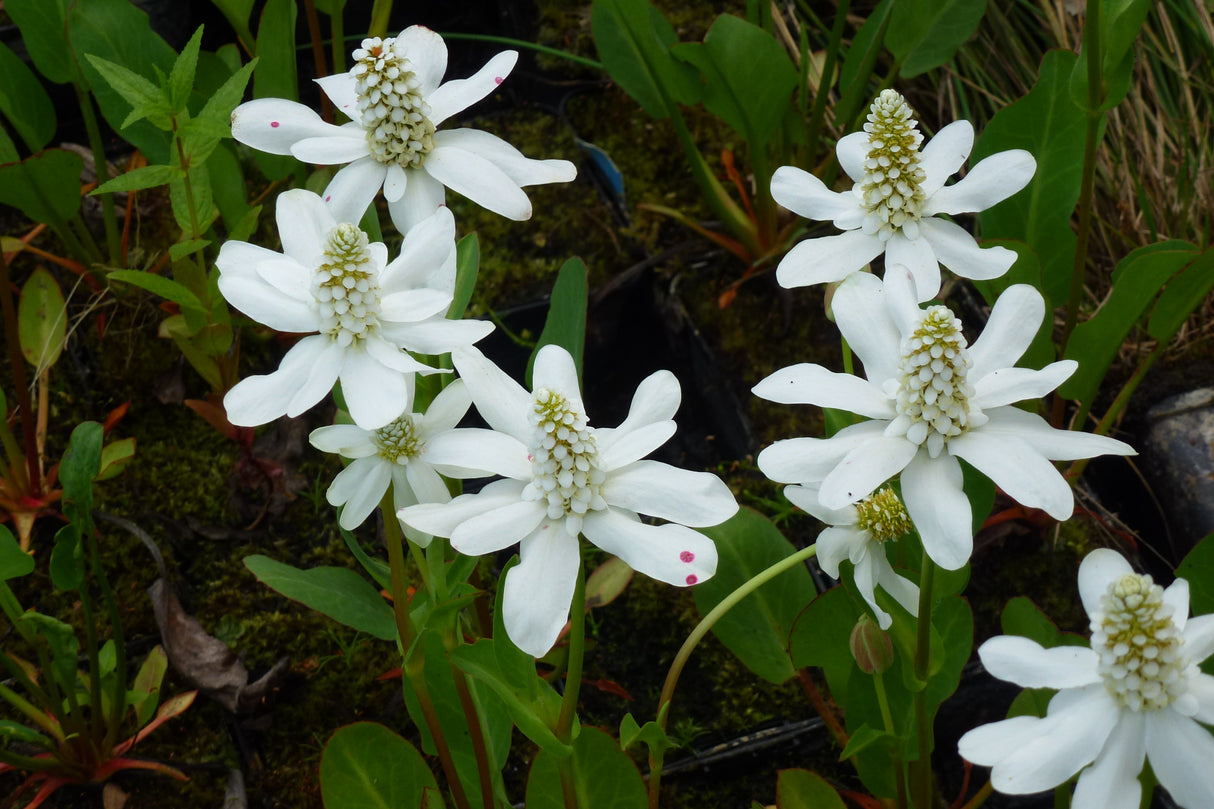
[282,338,346,417]
[451,499,547,556]
[218,274,316,333]
[948,431,1076,520]
[383,164,408,203]
[601,461,737,527]
[776,230,885,289]
[598,422,676,471]
[1079,549,1134,618]
[309,423,377,458]
[959,715,1051,767]
[404,462,451,506]
[362,334,430,374]
[919,217,1016,281]
[977,407,1136,461]
[224,336,331,426]
[392,466,430,547]
[968,284,1045,379]
[885,232,940,303]
[852,553,892,628]
[782,485,856,527]
[423,428,530,480]
[231,98,346,155]
[835,132,869,184]
[322,158,388,226]
[339,347,411,429]
[337,458,393,530]
[254,257,313,302]
[901,450,973,570]
[582,507,717,587]
[424,145,532,220]
[1182,614,1214,664]
[398,478,525,538]
[380,288,453,323]
[503,523,581,657]
[978,635,1101,688]
[752,363,893,419]
[815,525,867,578]
[433,128,576,186]
[1163,578,1190,634]
[315,73,359,117]
[880,264,924,338]
[384,317,494,355]
[290,133,372,165]
[923,149,1037,216]
[1145,710,1214,809]
[756,420,889,484]
[395,26,448,97]
[275,189,336,266]
[420,379,472,436]
[429,51,517,124]
[382,206,457,294]
[596,370,681,467]
[818,434,918,509]
[451,347,531,442]
[770,165,859,225]
[875,559,920,616]
[973,361,1076,409]
[532,345,584,412]
[216,240,283,277]
[831,272,900,385]
[919,120,974,197]
[387,170,446,234]
[326,455,382,507]
[1072,711,1145,809]
[1188,673,1214,723]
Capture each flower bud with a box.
[850,614,894,674]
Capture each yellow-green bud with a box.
[850,614,895,674]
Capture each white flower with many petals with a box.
[230,26,577,233]
[959,549,1214,809]
[754,267,1134,570]
[398,345,739,656]
[308,380,472,539]
[218,190,492,430]
[771,89,1037,302]
[789,483,919,630]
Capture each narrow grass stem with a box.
[449,658,496,809]
[170,127,211,304]
[72,82,121,264]
[913,552,936,809]
[442,33,605,71]
[648,543,818,809]
[367,0,393,39]
[302,0,332,122]
[330,6,346,75]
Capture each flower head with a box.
[771,89,1037,301]
[398,345,738,656]
[754,267,1135,570]
[308,379,472,539]
[958,549,1214,809]
[230,26,577,233]
[217,190,492,429]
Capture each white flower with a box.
[958,549,1214,809]
[771,89,1037,302]
[398,345,738,656]
[308,379,472,540]
[788,483,919,630]
[753,267,1134,570]
[230,26,577,233]
[218,189,492,430]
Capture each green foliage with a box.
[885,0,987,78]
[1000,596,1086,648]
[320,722,444,809]
[775,769,847,809]
[449,233,481,320]
[591,0,701,119]
[525,727,647,809]
[0,41,56,152]
[0,527,34,580]
[1070,0,1152,112]
[1177,533,1214,618]
[0,149,84,228]
[619,712,671,758]
[4,0,75,84]
[251,0,299,180]
[17,267,67,373]
[243,555,398,641]
[527,257,589,387]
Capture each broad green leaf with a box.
[197,58,257,129]
[1001,596,1086,649]
[50,523,84,590]
[694,507,815,684]
[131,646,168,726]
[209,0,257,52]
[0,720,53,749]
[0,149,84,227]
[168,27,205,112]
[1007,686,1053,719]
[84,54,172,130]
[4,0,75,84]
[18,267,67,372]
[838,724,897,760]
[243,555,397,641]
[0,127,18,164]
[61,421,103,521]
[1069,0,1151,113]
[320,722,444,809]
[924,595,972,713]
[107,270,207,320]
[671,14,798,145]
[449,233,480,320]
[159,314,224,390]
[0,42,57,152]
[835,0,894,126]
[527,257,588,388]
[885,0,986,78]
[0,526,35,580]
[207,142,256,239]
[1177,533,1214,618]
[525,727,647,809]
[619,713,671,758]
[585,557,633,609]
[70,0,177,163]
[20,612,79,687]
[1148,248,1214,344]
[775,769,847,809]
[591,0,701,119]
[169,147,218,238]
[93,164,182,196]
[96,436,137,482]
[1060,242,1196,405]
[169,238,212,262]
[251,0,299,181]
[972,50,1086,304]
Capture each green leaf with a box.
[96,436,137,482]
[0,42,57,152]
[168,27,205,112]
[972,50,1086,304]
[107,270,207,320]
[527,257,588,388]
[4,0,75,84]
[0,720,54,749]
[449,233,480,320]
[18,267,67,372]
[619,713,671,758]
[61,421,103,522]
[84,54,172,130]
[1148,247,1214,344]
[130,646,168,726]
[1070,0,1151,113]
[20,612,80,687]
[1001,596,1085,648]
[775,769,847,809]
[671,14,798,145]
[169,238,212,262]
[835,0,894,126]
[591,0,701,120]
[0,127,19,164]
[197,58,257,130]
[525,727,647,809]
[169,146,218,238]
[209,0,257,52]
[243,555,397,641]
[693,507,815,684]
[93,164,183,195]
[320,722,444,809]
[838,724,896,760]
[50,522,85,591]
[1007,686,1053,719]
[0,149,84,227]
[1177,533,1214,618]
[0,526,35,580]
[885,0,987,78]
[1060,242,1196,404]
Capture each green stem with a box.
[556,562,586,744]
[913,552,936,809]
[0,678,63,743]
[873,669,908,809]
[87,524,126,752]
[330,4,346,77]
[0,248,41,498]
[441,32,604,71]
[406,657,472,809]
[67,214,104,265]
[170,125,211,303]
[803,0,851,167]
[72,81,121,264]
[449,658,497,809]
[1066,343,1162,480]
[367,0,393,38]
[648,543,818,809]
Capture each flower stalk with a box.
[913,551,936,809]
